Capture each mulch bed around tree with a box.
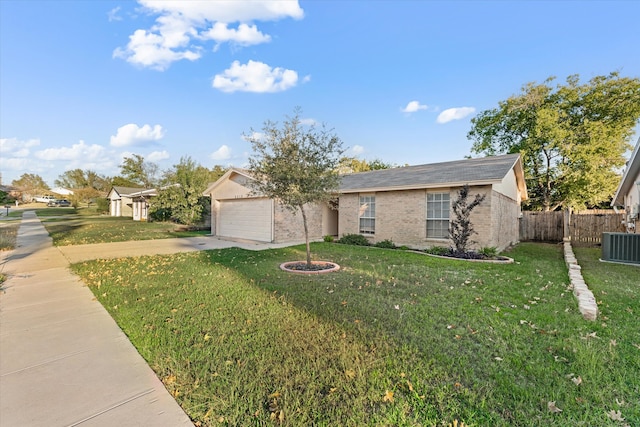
[280,261,340,274]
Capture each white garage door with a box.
[219,199,273,242]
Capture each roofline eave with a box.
[339,179,502,194]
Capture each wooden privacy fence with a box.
[519,210,626,246]
[519,211,564,242]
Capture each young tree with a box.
[449,185,486,254]
[151,158,224,225]
[247,108,345,268]
[118,154,158,188]
[468,72,640,210]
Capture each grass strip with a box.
[41,215,208,246]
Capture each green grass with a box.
[41,215,210,246]
[70,242,640,426]
[35,207,78,217]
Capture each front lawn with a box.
[41,215,209,246]
[71,243,639,426]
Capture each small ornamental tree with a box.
[247,108,344,269]
[449,184,486,254]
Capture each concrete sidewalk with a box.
[0,212,200,426]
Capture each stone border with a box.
[411,251,514,264]
[280,261,341,274]
[563,240,597,321]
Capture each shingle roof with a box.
[111,186,146,196]
[339,154,522,193]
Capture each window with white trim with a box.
[359,195,375,234]
[427,192,450,239]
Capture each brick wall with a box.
[464,185,493,250]
[376,190,427,245]
[337,194,360,236]
[490,190,520,251]
[274,202,324,243]
[337,185,516,251]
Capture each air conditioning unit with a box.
[602,232,640,265]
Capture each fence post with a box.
[563,207,572,241]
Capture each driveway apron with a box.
[0,212,193,427]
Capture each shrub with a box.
[426,246,450,256]
[323,235,335,243]
[479,246,498,258]
[337,233,370,246]
[94,198,109,214]
[374,239,396,249]
[449,184,486,254]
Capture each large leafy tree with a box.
[338,157,394,173]
[247,108,344,268]
[468,72,640,210]
[118,154,158,188]
[55,169,110,192]
[151,157,225,225]
[12,173,50,196]
[55,169,111,205]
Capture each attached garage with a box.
[218,198,273,242]
[203,168,325,244]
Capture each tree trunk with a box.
[543,151,553,211]
[299,204,312,268]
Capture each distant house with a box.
[611,136,640,233]
[203,154,528,251]
[51,187,74,197]
[107,186,157,221]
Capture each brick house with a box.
[203,154,527,251]
[611,136,640,233]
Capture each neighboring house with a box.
[51,187,74,197]
[107,186,157,221]
[612,137,640,233]
[203,154,527,251]
[0,184,22,201]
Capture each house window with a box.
[427,192,450,239]
[359,195,375,234]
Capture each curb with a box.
[563,240,597,321]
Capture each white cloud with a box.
[115,0,303,70]
[242,131,264,142]
[147,150,170,162]
[0,157,31,173]
[436,107,476,124]
[107,6,122,22]
[139,0,303,24]
[350,145,365,155]
[210,145,231,161]
[300,118,317,126]
[212,60,299,93]
[200,23,271,51]
[402,101,427,113]
[110,123,165,147]
[113,27,201,71]
[0,137,40,157]
[35,140,106,161]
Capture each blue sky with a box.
[1,0,639,187]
